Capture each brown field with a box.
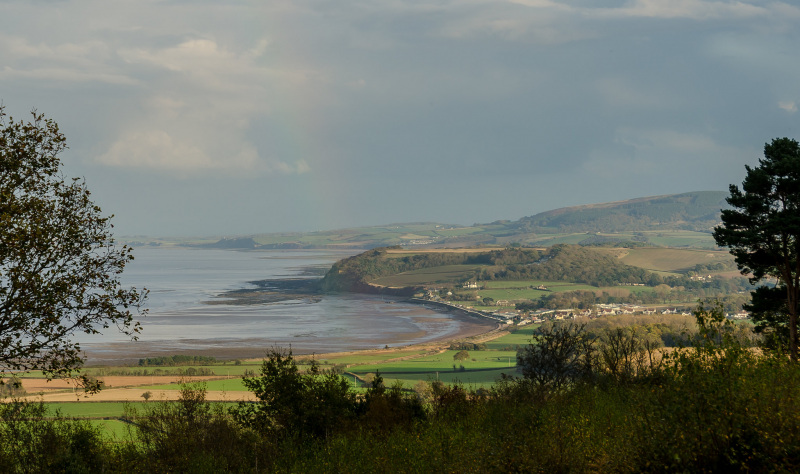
[19,375,223,393]
[16,375,253,402]
[605,247,733,273]
[22,388,255,402]
[385,247,505,255]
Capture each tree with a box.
[0,107,146,377]
[517,321,597,391]
[453,350,470,361]
[713,137,800,360]
[234,348,358,439]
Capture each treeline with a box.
[692,260,737,273]
[516,287,750,312]
[479,244,655,286]
[323,245,753,296]
[4,308,800,472]
[138,355,217,366]
[90,367,216,377]
[320,246,543,293]
[448,342,488,351]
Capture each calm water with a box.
[79,247,481,360]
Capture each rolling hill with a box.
[511,191,728,233]
[138,191,729,250]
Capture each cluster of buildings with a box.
[419,291,751,327]
[510,304,751,325]
[689,274,715,282]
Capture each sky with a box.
[1,0,799,237]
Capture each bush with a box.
[122,382,259,472]
[517,321,597,391]
[0,400,107,473]
[233,348,358,439]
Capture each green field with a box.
[380,367,514,389]
[484,326,538,350]
[318,349,431,365]
[83,363,262,378]
[248,223,494,248]
[347,349,521,389]
[139,378,248,392]
[302,343,526,391]
[472,288,550,301]
[469,281,652,303]
[46,402,149,418]
[32,326,542,440]
[637,230,718,248]
[527,233,599,246]
[91,419,133,440]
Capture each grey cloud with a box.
[1,0,798,235]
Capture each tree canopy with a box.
[713,137,800,360]
[0,107,146,376]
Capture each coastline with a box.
[82,297,500,366]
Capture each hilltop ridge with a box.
[511,191,727,233]
[130,191,728,250]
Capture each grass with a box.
[638,230,718,248]
[91,419,133,440]
[472,288,550,301]
[469,282,652,303]
[46,402,149,418]
[31,325,542,434]
[484,326,538,350]
[138,378,248,392]
[83,364,261,378]
[346,349,520,389]
[615,247,733,273]
[522,233,596,246]
[481,280,603,292]
[249,223,494,248]
[381,367,514,389]
[317,349,431,365]
[369,265,486,287]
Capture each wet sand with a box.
[82,306,499,366]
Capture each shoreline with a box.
[82,297,501,366]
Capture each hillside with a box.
[131,191,728,250]
[320,245,721,293]
[320,244,751,314]
[512,191,727,233]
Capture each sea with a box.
[78,246,484,363]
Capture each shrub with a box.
[233,348,358,439]
[0,400,107,472]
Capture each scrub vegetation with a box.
[3,305,799,472]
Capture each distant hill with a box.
[511,191,728,233]
[199,237,258,249]
[144,191,728,250]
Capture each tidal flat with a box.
[79,247,495,365]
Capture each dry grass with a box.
[608,247,732,273]
[384,247,505,255]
